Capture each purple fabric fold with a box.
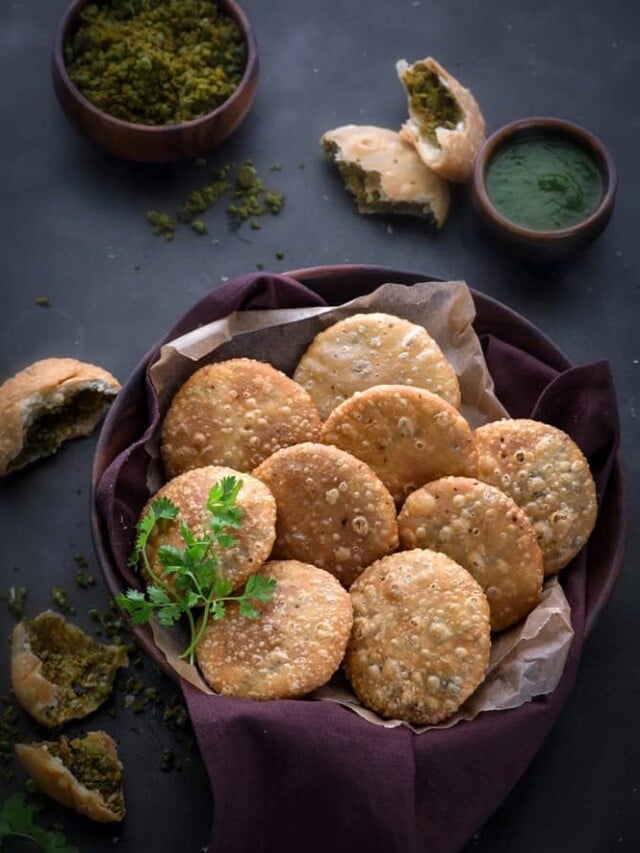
[93,273,625,853]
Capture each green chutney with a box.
[485,135,603,231]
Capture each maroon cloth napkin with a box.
[94,273,625,853]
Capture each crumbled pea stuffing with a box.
[162,702,189,732]
[147,161,284,238]
[227,162,285,228]
[190,219,208,235]
[46,735,124,818]
[11,389,111,472]
[1,700,22,783]
[51,588,74,615]
[177,165,231,223]
[1,586,27,619]
[24,612,127,723]
[160,748,176,772]
[75,570,96,589]
[146,211,175,240]
[35,296,51,307]
[401,63,462,145]
[64,0,247,126]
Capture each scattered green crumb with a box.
[190,219,207,235]
[51,588,74,615]
[144,161,284,238]
[263,191,285,214]
[34,296,50,307]
[275,250,284,260]
[73,554,89,568]
[1,586,27,619]
[194,157,207,167]
[227,161,285,228]
[146,211,175,240]
[89,600,128,646]
[256,262,264,270]
[75,570,96,589]
[162,702,190,733]
[270,162,283,171]
[177,165,231,224]
[160,748,176,772]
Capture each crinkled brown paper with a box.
[143,281,573,733]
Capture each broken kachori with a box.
[161,358,321,478]
[252,442,398,587]
[321,124,450,226]
[15,731,125,822]
[344,549,491,725]
[398,476,543,631]
[0,357,120,476]
[474,419,598,575]
[11,611,128,729]
[397,56,486,183]
[293,311,461,419]
[196,560,353,699]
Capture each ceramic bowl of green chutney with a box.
[52,0,259,163]
[471,117,617,264]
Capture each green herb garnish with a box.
[117,476,276,665]
[0,793,78,852]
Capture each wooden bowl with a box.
[51,0,259,163]
[471,117,617,264]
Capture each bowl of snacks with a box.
[471,117,617,263]
[51,0,259,162]
[90,266,626,850]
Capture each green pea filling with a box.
[25,613,127,723]
[64,0,247,125]
[402,64,462,146]
[11,389,113,472]
[46,735,124,818]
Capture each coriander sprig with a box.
[117,476,276,665]
[0,793,78,852]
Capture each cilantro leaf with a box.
[116,588,153,624]
[0,793,79,852]
[244,573,277,602]
[238,600,260,619]
[128,496,179,567]
[119,476,276,665]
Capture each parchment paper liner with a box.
[141,281,574,732]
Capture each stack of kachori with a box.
[134,310,598,725]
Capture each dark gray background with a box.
[1,0,638,851]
